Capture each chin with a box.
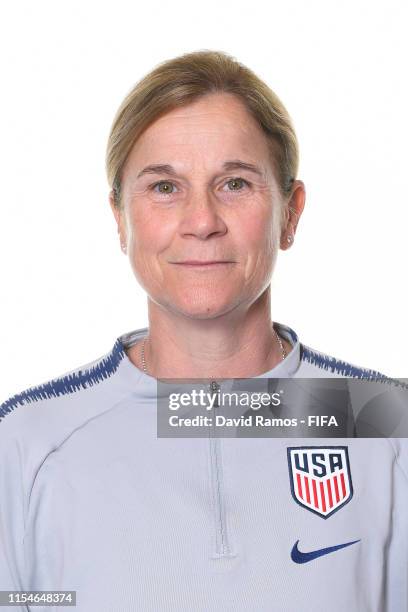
[165,294,238,320]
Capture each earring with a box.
[287,235,292,243]
[121,242,127,253]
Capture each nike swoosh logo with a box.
[291,538,361,564]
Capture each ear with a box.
[109,190,127,247]
[279,180,306,250]
[109,190,120,227]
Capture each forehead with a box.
[123,93,272,174]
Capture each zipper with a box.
[208,379,233,557]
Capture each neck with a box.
[129,287,291,379]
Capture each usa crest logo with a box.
[287,446,353,519]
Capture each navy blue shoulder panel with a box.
[300,344,407,388]
[0,339,125,423]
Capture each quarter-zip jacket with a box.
[0,322,407,611]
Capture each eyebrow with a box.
[136,159,264,179]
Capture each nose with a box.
[179,190,227,240]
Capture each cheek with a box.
[244,214,276,254]
[241,212,278,281]
[127,207,174,254]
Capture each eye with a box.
[223,177,250,192]
[151,180,178,195]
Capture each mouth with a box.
[171,261,236,269]
[173,260,234,266]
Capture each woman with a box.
[0,50,406,611]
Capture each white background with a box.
[1,0,407,401]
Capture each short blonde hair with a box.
[106,49,299,210]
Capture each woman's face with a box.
[111,92,301,319]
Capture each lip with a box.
[172,261,235,266]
